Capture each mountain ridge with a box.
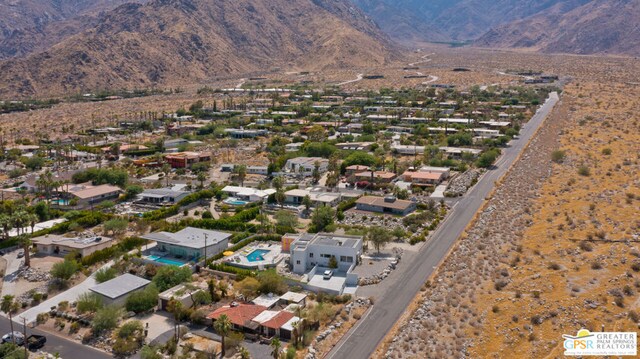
[0,0,399,97]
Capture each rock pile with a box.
[445,169,482,197]
[358,251,402,286]
[20,267,51,282]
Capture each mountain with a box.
[475,0,640,55]
[0,0,148,59]
[0,0,397,97]
[0,0,141,41]
[351,0,586,42]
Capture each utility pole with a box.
[21,316,27,357]
[203,233,208,268]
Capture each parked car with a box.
[323,270,333,280]
[17,251,24,258]
[2,331,25,345]
[26,334,46,350]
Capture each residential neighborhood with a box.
[0,83,557,359]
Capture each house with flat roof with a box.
[32,234,116,257]
[402,171,445,187]
[141,227,231,262]
[345,165,369,176]
[65,183,121,208]
[352,171,396,185]
[165,152,211,168]
[284,189,341,208]
[284,157,328,176]
[222,186,276,203]
[158,282,208,311]
[89,273,150,306]
[247,166,268,176]
[289,233,363,275]
[139,186,190,205]
[355,195,416,216]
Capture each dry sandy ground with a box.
[377,50,640,358]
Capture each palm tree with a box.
[17,234,32,267]
[197,171,207,189]
[1,295,19,344]
[270,337,281,359]
[214,314,231,357]
[0,214,13,240]
[162,163,171,187]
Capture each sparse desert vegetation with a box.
[377,50,640,358]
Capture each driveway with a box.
[1,248,25,297]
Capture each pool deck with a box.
[224,242,284,269]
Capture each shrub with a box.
[77,293,104,314]
[601,148,612,155]
[591,261,602,270]
[152,265,192,292]
[202,210,213,219]
[577,165,590,177]
[126,284,159,313]
[36,313,49,325]
[95,267,118,283]
[140,345,162,359]
[547,262,561,270]
[551,150,566,163]
[91,306,122,334]
[579,241,593,252]
[113,320,145,356]
[50,259,80,282]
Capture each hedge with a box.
[81,237,148,267]
[209,263,256,278]
[336,197,359,212]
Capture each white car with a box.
[2,331,25,345]
[323,270,333,280]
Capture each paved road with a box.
[326,92,560,359]
[0,317,111,359]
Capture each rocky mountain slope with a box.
[351,0,588,42]
[0,0,140,41]
[476,0,640,55]
[0,0,397,97]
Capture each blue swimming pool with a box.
[246,249,270,262]
[224,198,249,206]
[145,255,187,266]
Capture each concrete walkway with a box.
[15,261,110,324]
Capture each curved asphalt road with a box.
[0,317,111,359]
[327,92,560,359]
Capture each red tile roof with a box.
[207,304,266,327]
[262,311,295,329]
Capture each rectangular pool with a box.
[246,249,270,262]
[146,255,188,266]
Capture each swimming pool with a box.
[246,249,270,262]
[145,255,187,266]
[224,198,249,206]
[51,199,69,206]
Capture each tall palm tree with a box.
[1,295,19,344]
[270,337,281,359]
[214,314,231,358]
[0,214,13,240]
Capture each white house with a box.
[289,233,363,275]
[222,186,276,203]
[284,157,328,176]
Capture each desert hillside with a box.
[476,0,640,56]
[0,0,398,98]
